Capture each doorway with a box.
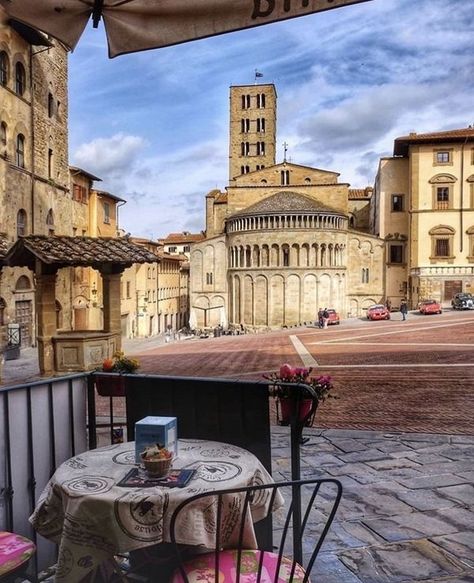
[15,300,32,347]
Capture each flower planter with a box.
[278,397,315,426]
[95,375,127,397]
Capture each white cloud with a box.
[73,133,147,178]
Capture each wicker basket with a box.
[141,454,173,477]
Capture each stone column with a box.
[102,270,123,352]
[36,269,58,376]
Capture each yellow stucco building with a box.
[373,128,474,308]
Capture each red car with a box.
[419,299,442,315]
[367,304,391,321]
[327,309,340,325]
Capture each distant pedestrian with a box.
[400,299,408,321]
[386,298,392,312]
[322,308,330,329]
[317,308,324,329]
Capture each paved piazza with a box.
[136,310,474,434]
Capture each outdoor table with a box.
[30,439,278,583]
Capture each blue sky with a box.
[68,0,474,239]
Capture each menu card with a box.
[117,468,195,488]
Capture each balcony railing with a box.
[0,372,310,579]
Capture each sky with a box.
[67,0,474,240]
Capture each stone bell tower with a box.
[228,84,277,181]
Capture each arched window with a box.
[16,134,25,167]
[46,208,54,235]
[15,62,26,96]
[281,170,290,185]
[0,51,8,86]
[17,209,27,236]
[0,297,6,326]
[1,121,6,145]
[15,275,31,290]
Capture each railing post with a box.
[87,373,97,450]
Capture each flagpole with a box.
[254,69,263,84]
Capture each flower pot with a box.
[95,375,126,397]
[279,397,315,426]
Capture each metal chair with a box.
[0,531,36,583]
[169,478,343,583]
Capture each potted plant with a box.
[95,351,140,397]
[264,363,335,426]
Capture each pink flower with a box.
[279,363,295,379]
[294,367,310,378]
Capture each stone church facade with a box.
[190,84,385,330]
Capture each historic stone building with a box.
[0,16,190,372]
[0,18,70,347]
[190,84,385,330]
[373,128,474,308]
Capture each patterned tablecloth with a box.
[30,439,279,583]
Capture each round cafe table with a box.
[30,439,278,583]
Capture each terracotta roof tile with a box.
[349,187,373,199]
[394,127,474,156]
[5,235,159,268]
[163,232,205,244]
[230,191,342,217]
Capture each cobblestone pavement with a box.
[131,310,474,434]
[271,426,474,583]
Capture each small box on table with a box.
[135,416,178,462]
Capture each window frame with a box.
[388,244,404,264]
[429,225,455,263]
[0,51,8,86]
[103,201,111,224]
[391,194,404,212]
[16,134,25,168]
[433,149,453,166]
[17,208,27,237]
[15,62,26,96]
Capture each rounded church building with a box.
[189,83,386,331]
[226,192,348,327]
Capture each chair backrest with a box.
[169,478,343,583]
[126,375,272,472]
[126,374,274,550]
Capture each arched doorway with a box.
[15,275,33,347]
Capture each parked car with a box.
[367,304,391,320]
[419,299,442,315]
[451,293,474,310]
[327,309,340,325]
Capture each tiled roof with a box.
[394,127,474,156]
[4,236,159,268]
[230,191,341,217]
[163,232,205,244]
[349,188,373,199]
[214,193,228,203]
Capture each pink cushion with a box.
[171,549,308,583]
[0,531,36,576]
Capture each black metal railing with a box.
[1,372,315,578]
